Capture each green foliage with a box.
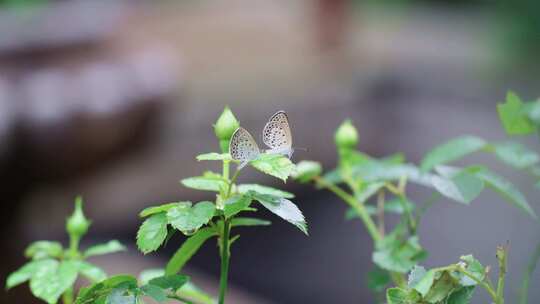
[74,274,189,304]
[497,91,537,135]
[420,136,486,172]
[296,112,536,302]
[196,152,233,161]
[83,241,126,259]
[251,193,308,235]
[373,232,427,274]
[386,255,487,304]
[181,171,228,192]
[6,198,124,304]
[223,195,253,218]
[237,183,294,198]
[493,142,539,169]
[250,153,296,182]
[25,241,63,260]
[137,213,169,254]
[293,160,323,183]
[132,107,306,304]
[167,201,216,234]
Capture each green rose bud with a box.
[335,119,359,149]
[66,196,91,239]
[214,106,240,153]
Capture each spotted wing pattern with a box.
[262,111,292,154]
[230,127,260,165]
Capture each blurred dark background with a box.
[1,0,539,303]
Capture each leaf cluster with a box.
[6,199,126,304]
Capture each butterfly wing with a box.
[230,127,260,167]
[262,111,292,155]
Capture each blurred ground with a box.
[2,0,540,303]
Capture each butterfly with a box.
[229,111,295,169]
[229,127,261,170]
[262,111,294,158]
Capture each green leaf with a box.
[24,241,63,260]
[447,286,475,304]
[409,267,436,297]
[347,198,415,219]
[250,153,296,182]
[367,267,391,292]
[292,160,322,183]
[181,171,227,192]
[230,217,271,227]
[106,287,137,304]
[140,284,167,302]
[252,193,307,235]
[322,168,343,185]
[177,281,215,304]
[148,274,189,292]
[493,142,539,169]
[431,166,484,204]
[76,261,107,283]
[458,255,485,286]
[75,275,138,304]
[420,136,486,172]
[6,259,55,289]
[138,269,165,285]
[196,152,232,161]
[386,287,421,304]
[238,183,294,198]
[352,161,433,187]
[373,234,427,273]
[223,195,253,218]
[424,271,459,303]
[167,201,216,234]
[497,91,536,135]
[525,100,540,125]
[165,228,217,275]
[140,202,186,218]
[137,213,169,254]
[84,240,126,258]
[30,260,79,304]
[474,168,537,218]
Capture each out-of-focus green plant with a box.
[495,91,540,304]
[294,95,540,302]
[135,107,306,304]
[5,197,126,304]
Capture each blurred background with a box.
[1,0,539,303]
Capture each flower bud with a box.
[66,196,91,239]
[335,119,359,149]
[214,106,240,153]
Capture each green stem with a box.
[519,242,540,304]
[377,190,385,236]
[314,176,380,242]
[384,182,416,234]
[496,246,508,304]
[226,170,241,199]
[62,287,74,304]
[223,160,230,181]
[218,219,231,304]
